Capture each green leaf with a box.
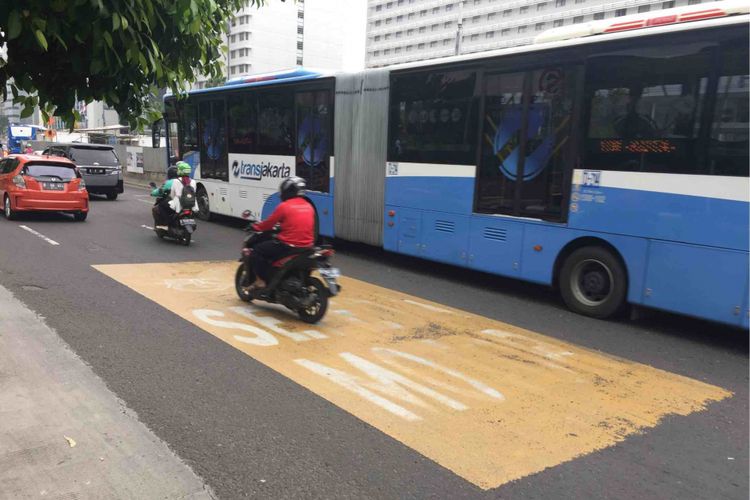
[112,13,121,31]
[34,30,48,51]
[7,10,22,39]
[103,31,113,48]
[90,59,103,74]
[121,15,128,30]
[20,105,34,119]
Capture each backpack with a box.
[179,178,196,209]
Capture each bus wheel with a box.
[196,186,211,221]
[559,246,627,319]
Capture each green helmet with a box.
[176,161,191,176]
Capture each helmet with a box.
[166,165,178,179]
[176,161,191,177]
[280,176,306,201]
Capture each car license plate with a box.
[180,219,196,226]
[319,267,340,278]
[88,168,105,174]
[42,182,65,190]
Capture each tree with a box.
[0,0,270,129]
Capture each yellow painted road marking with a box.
[94,261,731,490]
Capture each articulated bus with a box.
[162,1,749,327]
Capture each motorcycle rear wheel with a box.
[235,264,255,303]
[297,277,328,324]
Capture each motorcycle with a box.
[234,215,340,324]
[148,182,196,246]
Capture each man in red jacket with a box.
[250,176,315,289]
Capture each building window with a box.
[375,5,382,11]
[397,15,403,21]
[420,10,426,16]
[418,26,426,33]
[418,43,425,49]
[593,12,604,20]
[406,45,412,52]
[472,15,480,23]
[430,41,437,47]
[520,6,529,14]
[537,2,546,10]
[555,0,566,6]
[395,31,403,38]
[375,20,381,26]
[486,31,494,38]
[408,13,415,19]
[535,22,545,31]
[575,0,585,4]
[573,16,583,24]
[688,0,700,4]
[501,28,510,36]
[431,24,439,31]
[374,35,381,41]
[407,29,414,35]
[296,57,303,65]
[374,50,380,56]
[384,49,391,55]
[444,21,452,28]
[297,26,303,34]
[615,8,626,16]
[297,41,303,50]
[395,47,402,53]
[503,9,512,16]
[662,1,675,8]
[446,4,453,11]
[487,13,496,20]
[443,39,451,45]
[432,7,440,14]
[386,2,393,9]
[517,25,527,33]
[638,5,650,12]
[384,33,391,40]
[553,19,563,27]
[386,18,392,24]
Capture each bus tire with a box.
[196,186,211,221]
[559,246,627,319]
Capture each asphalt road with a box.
[0,187,746,499]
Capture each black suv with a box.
[43,144,123,200]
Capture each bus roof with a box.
[170,67,334,98]
[386,1,747,73]
[534,0,749,43]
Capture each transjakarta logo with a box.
[232,160,291,181]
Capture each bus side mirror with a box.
[151,119,165,148]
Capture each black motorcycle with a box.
[234,218,340,324]
[148,182,197,246]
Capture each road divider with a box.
[19,225,59,246]
[93,261,732,489]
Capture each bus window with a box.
[475,71,525,215]
[199,99,228,181]
[258,92,294,156]
[228,94,257,154]
[584,41,714,174]
[295,90,332,193]
[389,70,478,165]
[518,67,577,218]
[705,38,749,177]
[179,102,199,163]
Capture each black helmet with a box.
[167,166,178,179]
[280,176,306,201]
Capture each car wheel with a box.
[196,186,211,221]
[73,211,87,222]
[4,195,16,220]
[559,246,627,319]
[106,193,118,201]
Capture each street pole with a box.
[455,0,464,56]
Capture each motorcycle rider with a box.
[151,165,178,228]
[250,176,314,290]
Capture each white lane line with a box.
[136,199,154,205]
[402,299,453,314]
[141,224,154,230]
[19,225,60,246]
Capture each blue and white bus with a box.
[163,1,749,326]
[7,124,40,153]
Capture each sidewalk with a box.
[0,284,213,499]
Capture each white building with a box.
[366,0,718,68]
[194,0,356,89]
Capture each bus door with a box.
[295,89,333,235]
[471,66,579,276]
[198,98,230,212]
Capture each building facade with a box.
[366,0,718,68]
[194,0,353,89]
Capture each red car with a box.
[0,154,89,221]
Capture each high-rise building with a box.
[194,0,355,89]
[366,0,717,68]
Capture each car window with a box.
[24,162,79,180]
[2,159,19,174]
[69,147,119,165]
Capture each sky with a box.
[340,0,368,71]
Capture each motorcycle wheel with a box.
[181,234,191,246]
[235,264,255,303]
[297,277,328,324]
